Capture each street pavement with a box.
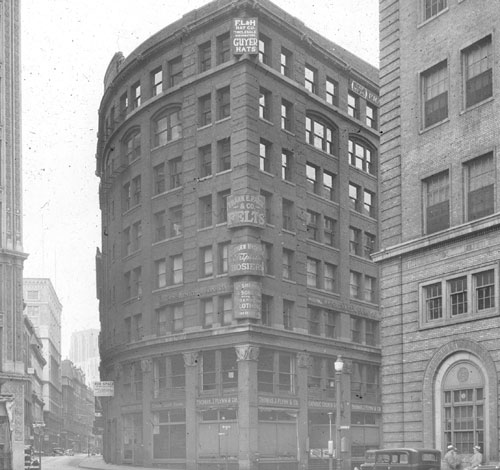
[78,455,175,470]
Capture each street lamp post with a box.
[335,356,344,470]
[327,411,333,470]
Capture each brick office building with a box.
[376,0,500,462]
[95,1,380,468]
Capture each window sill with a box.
[282,179,296,187]
[198,225,214,232]
[281,128,295,136]
[259,117,274,126]
[122,203,141,216]
[259,169,275,178]
[420,308,498,330]
[152,284,183,294]
[282,279,297,285]
[151,186,182,200]
[460,96,494,115]
[216,116,232,125]
[197,123,213,131]
[150,137,182,153]
[216,169,232,176]
[417,7,449,29]
[419,117,450,135]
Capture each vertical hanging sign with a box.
[232,18,259,55]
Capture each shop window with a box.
[152,409,186,459]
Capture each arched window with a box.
[348,138,376,176]
[153,108,182,147]
[305,114,337,156]
[122,129,141,165]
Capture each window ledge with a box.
[259,169,275,178]
[216,169,232,176]
[282,279,297,285]
[152,284,183,294]
[281,128,295,136]
[150,137,182,152]
[460,96,494,115]
[417,7,449,29]
[420,309,498,330]
[419,117,450,135]
[216,116,232,125]
[151,186,182,200]
[198,226,214,232]
[197,123,213,131]
[282,179,296,187]
[259,117,274,126]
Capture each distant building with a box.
[23,278,63,453]
[0,0,26,468]
[376,0,500,460]
[61,360,95,452]
[95,0,380,468]
[69,329,100,388]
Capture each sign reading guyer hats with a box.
[232,18,258,55]
[93,381,114,397]
[227,194,266,228]
[229,243,264,276]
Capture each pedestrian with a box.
[444,445,462,470]
[469,446,482,470]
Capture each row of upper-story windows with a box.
[421,34,492,129]
[422,151,495,235]
[103,26,378,136]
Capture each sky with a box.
[21,0,379,357]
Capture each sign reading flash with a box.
[232,18,259,55]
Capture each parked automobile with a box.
[52,447,64,456]
[64,448,74,456]
[361,449,377,470]
[365,448,441,470]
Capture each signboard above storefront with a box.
[232,18,258,55]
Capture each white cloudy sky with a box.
[21,0,379,357]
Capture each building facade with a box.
[95,1,380,469]
[376,0,500,462]
[0,0,27,468]
[69,329,100,389]
[61,359,95,452]
[23,278,63,454]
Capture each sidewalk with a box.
[78,455,161,470]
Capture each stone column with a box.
[140,359,153,466]
[297,352,312,470]
[184,351,199,470]
[236,345,259,470]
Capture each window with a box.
[131,82,141,109]
[450,276,467,316]
[326,78,338,106]
[168,56,182,87]
[123,227,131,256]
[475,270,494,310]
[306,115,336,155]
[156,307,168,336]
[132,176,141,206]
[306,163,319,194]
[217,138,231,172]
[217,190,230,223]
[199,145,212,178]
[219,295,233,325]
[152,408,186,459]
[259,88,271,120]
[349,139,375,175]
[307,258,319,288]
[218,242,229,274]
[280,47,292,77]
[217,86,230,120]
[133,313,143,340]
[153,108,182,146]
[281,149,293,181]
[349,227,362,256]
[422,61,448,128]
[202,298,214,327]
[199,94,212,127]
[281,99,293,131]
[325,310,337,339]
[425,282,443,320]
[364,232,376,258]
[305,64,318,94]
[153,163,165,195]
[199,195,213,228]
[201,349,238,393]
[169,157,182,189]
[308,307,321,336]
[366,103,377,129]
[282,199,294,231]
[200,246,213,278]
[258,34,271,65]
[324,263,336,292]
[364,190,376,218]
[262,242,273,276]
[365,320,378,346]
[123,131,141,166]
[154,211,166,242]
[425,171,449,234]
[131,221,142,252]
[351,316,362,343]
[119,92,128,119]
[258,349,294,394]
[348,92,360,119]
[171,254,183,285]
[423,0,447,21]
[259,139,271,173]
[349,183,361,212]
[466,153,494,221]
[156,259,167,289]
[282,249,293,280]
[261,190,273,224]
[261,295,272,326]
[283,300,293,330]
[324,217,336,247]
[350,271,362,299]
[463,36,492,108]
[216,32,230,65]
[199,41,211,72]
[306,210,319,241]
[323,170,335,200]
[365,276,376,303]
[168,206,182,237]
[123,182,131,211]
[151,67,163,96]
